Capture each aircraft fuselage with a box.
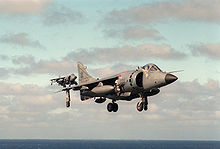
[81,66,177,101]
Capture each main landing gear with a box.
[137,97,148,112]
[107,102,118,112]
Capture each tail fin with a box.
[77,62,95,85]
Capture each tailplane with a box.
[77,62,95,85]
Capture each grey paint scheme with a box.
[104,68,167,101]
[54,62,178,112]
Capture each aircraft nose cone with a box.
[165,74,178,84]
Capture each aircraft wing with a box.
[50,76,65,81]
[62,75,119,91]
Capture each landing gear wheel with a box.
[144,104,148,111]
[107,103,114,112]
[112,103,118,112]
[66,101,70,108]
[137,102,143,112]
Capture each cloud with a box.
[0,82,63,128]
[104,0,220,25]
[0,33,46,49]
[190,42,220,59]
[0,55,9,61]
[8,56,133,77]
[12,55,35,65]
[157,79,220,112]
[20,61,74,76]
[0,55,10,78]
[90,63,136,78]
[0,55,77,78]
[65,44,186,63]
[0,43,185,77]
[104,25,164,40]
[0,1,84,26]
[0,81,78,116]
[43,5,84,26]
[10,55,76,76]
[0,68,10,78]
[0,82,47,96]
[0,79,219,139]
[0,0,51,14]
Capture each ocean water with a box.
[0,140,219,149]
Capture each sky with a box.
[0,0,220,140]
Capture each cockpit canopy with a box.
[141,63,162,72]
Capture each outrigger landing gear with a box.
[66,90,71,107]
[107,102,118,112]
[137,97,148,112]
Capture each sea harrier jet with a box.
[51,62,179,112]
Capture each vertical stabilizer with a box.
[77,62,95,85]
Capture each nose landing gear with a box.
[107,102,118,112]
[137,97,148,112]
[137,102,143,111]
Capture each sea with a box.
[0,140,219,149]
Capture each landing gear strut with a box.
[66,90,71,107]
[137,97,148,112]
[107,102,118,112]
